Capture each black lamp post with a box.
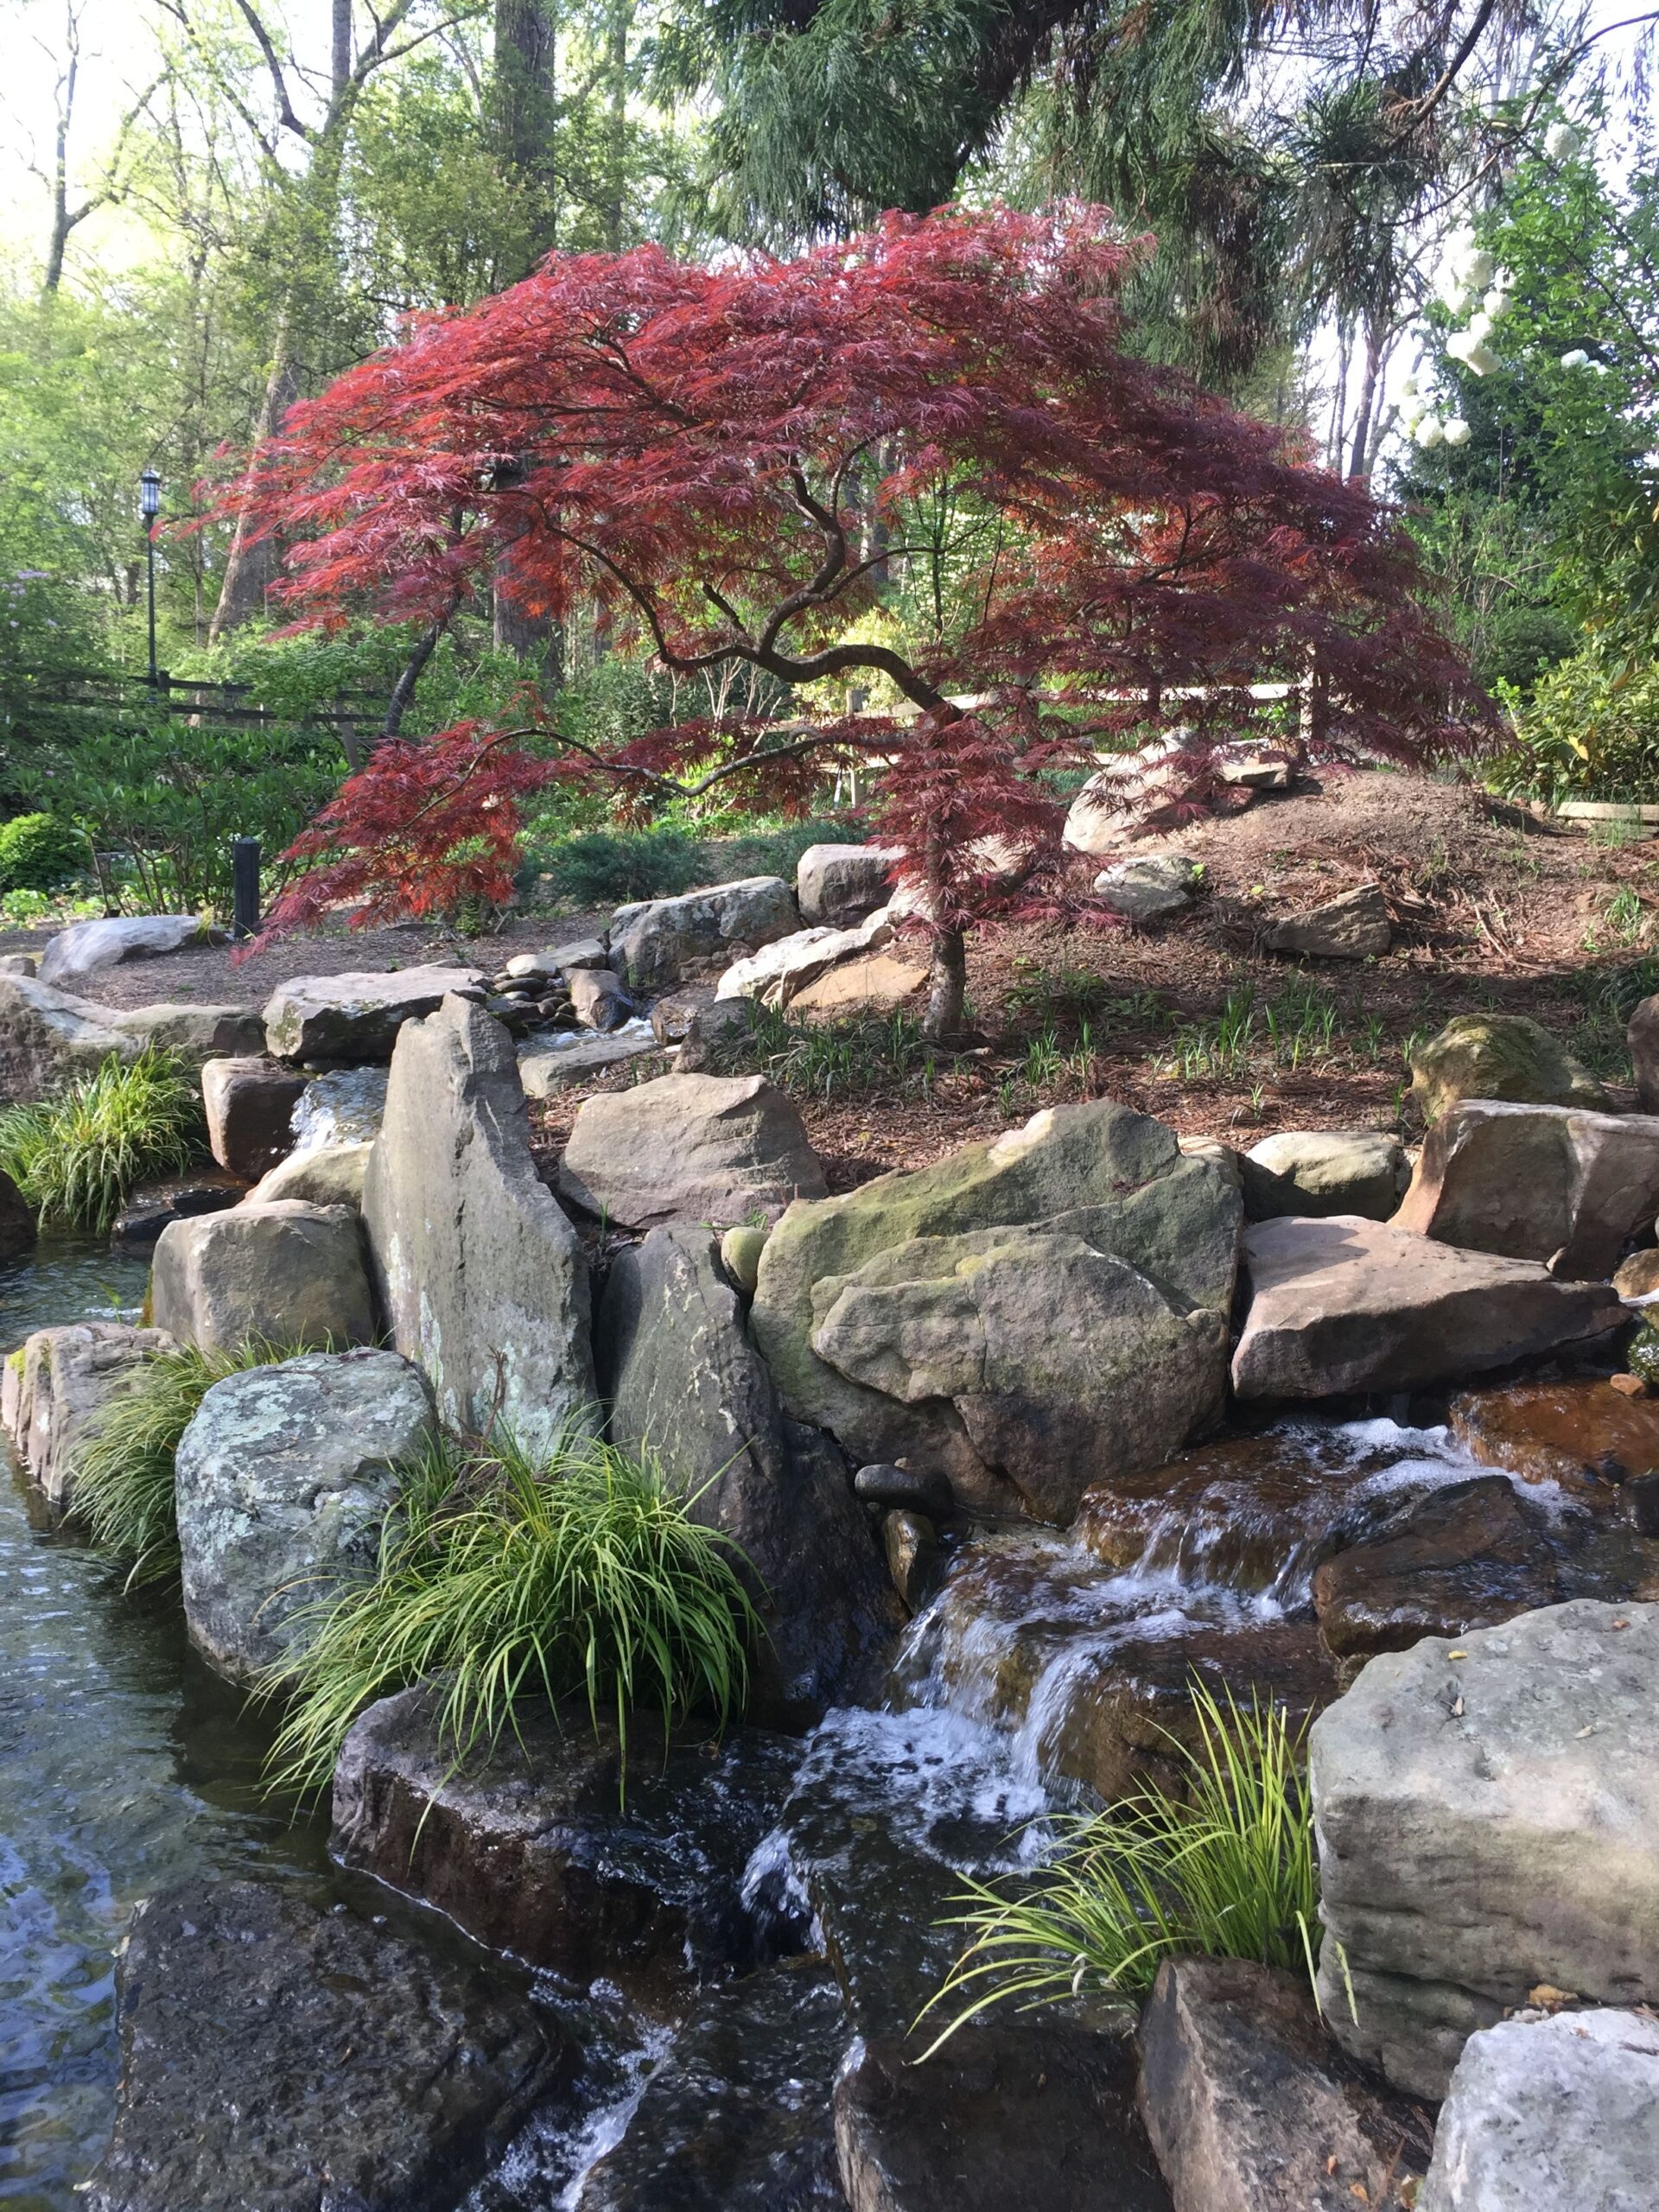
[139,467,162,688]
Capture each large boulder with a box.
[0,972,137,1103]
[0,1164,35,1257]
[1392,1098,1659,1277]
[108,1002,265,1062]
[559,1072,827,1231]
[608,875,800,989]
[262,963,484,1063]
[82,1879,556,2212]
[245,1140,371,1210]
[1309,1599,1659,2097]
[1092,853,1204,924]
[1264,882,1391,959]
[599,1225,899,1723]
[797,842,902,926]
[1230,1216,1621,1401]
[787,948,930,1018]
[1242,1128,1408,1223]
[151,1201,374,1355]
[364,996,594,1452]
[1630,991,1659,1113]
[1409,1011,1610,1125]
[200,1055,307,1179]
[715,906,894,1007]
[4,1321,174,1509]
[174,1348,433,1683]
[1136,1957,1424,2212]
[1421,2007,1659,2212]
[37,912,213,988]
[748,1102,1242,1519]
[331,1688,798,1998]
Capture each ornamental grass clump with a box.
[0,1047,200,1233]
[916,1683,1320,2055]
[262,1424,762,1799]
[69,1338,287,1587]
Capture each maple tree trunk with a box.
[924,925,967,1040]
[384,614,448,737]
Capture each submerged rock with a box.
[150,1200,375,1355]
[560,1073,827,1231]
[1421,2006,1659,2212]
[83,1879,557,2212]
[1408,1011,1610,1125]
[1448,1374,1659,1493]
[110,1169,246,1255]
[1310,1599,1659,2096]
[836,2018,1171,2212]
[331,1689,800,2000]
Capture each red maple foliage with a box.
[211,203,1484,1027]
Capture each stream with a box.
[0,1238,1553,2208]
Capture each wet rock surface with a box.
[1310,1599,1659,2097]
[0,1163,33,1257]
[836,2018,1172,2212]
[331,1690,801,1999]
[109,1168,247,1255]
[1449,1373,1659,1491]
[560,1072,827,1230]
[83,1879,558,2212]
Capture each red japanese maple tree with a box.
[211,203,1481,1033]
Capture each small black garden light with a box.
[139,467,162,688]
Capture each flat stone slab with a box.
[82,1879,557,2212]
[518,1020,663,1096]
[1421,2006,1659,2212]
[263,964,484,1062]
[1449,1375,1659,1494]
[1231,1215,1622,1400]
[1310,1599,1659,2097]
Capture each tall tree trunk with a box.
[332,0,353,95]
[604,1,631,251]
[207,315,296,641]
[494,0,559,276]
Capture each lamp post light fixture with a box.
[139,467,162,689]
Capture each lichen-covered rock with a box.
[82,1879,556,2212]
[1242,1128,1407,1223]
[0,972,137,1104]
[1231,1216,1621,1401]
[559,1072,827,1230]
[1392,1098,1659,1277]
[263,964,485,1063]
[1310,1599,1659,2096]
[1421,2006,1659,2212]
[748,1102,1240,1517]
[364,996,594,1452]
[151,1200,375,1355]
[1409,1011,1610,1125]
[174,1348,433,1683]
[599,1225,899,1723]
[1264,882,1391,958]
[796,842,902,927]
[4,1321,174,1509]
[200,1054,307,1179]
[608,876,800,989]
[37,913,214,988]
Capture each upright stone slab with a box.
[1392,1098,1659,1277]
[599,1224,899,1722]
[174,1348,434,1683]
[5,1322,175,1509]
[201,1055,307,1179]
[1309,1599,1659,2097]
[364,996,595,1452]
[263,964,485,1063]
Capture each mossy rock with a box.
[1408,1014,1610,1126]
[1626,1326,1659,1389]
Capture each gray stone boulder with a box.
[37,912,214,988]
[108,1002,265,1062]
[174,1348,433,1683]
[715,906,893,1007]
[599,1225,899,1723]
[262,963,484,1063]
[151,1201,374,1355]
[1091,853,1204,923]
[1231,1216,1621,1401]
[364,997,594,1452]
[749,1101,1241,1519]
[608,875,800,989]
[1265,882,1392,958]
[0,973,137,1103]
[82,1879,555,2212]
[0,1165,35,1257]
[1392,1099,1659,1278]
[517,1020,664,1095]
[1137,1957,1423,2212]
[200,1055,307,1179]
[558,1072,827,1230]
[1310,1599,1659,2097]
[797,842,902,926]
[569,963,634,1031]
[1410,1012,1610,1125]
[1421,2007,1659,2212]
[245,1141,371,1211]
[4,1321,174,1509]
[1242,1128,1408,1222]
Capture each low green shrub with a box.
[262,1424,762,1798]
[1495,647,1659,804]
[917,1684,1321,2052]
[535,825,709,909]
[0,810,86,893]
[0,1047,201,1233]
[69,1339,287,1586]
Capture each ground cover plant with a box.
[0,1048,201,1234]
[262,1422,763,1801]
[917,1684,1321,2051]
